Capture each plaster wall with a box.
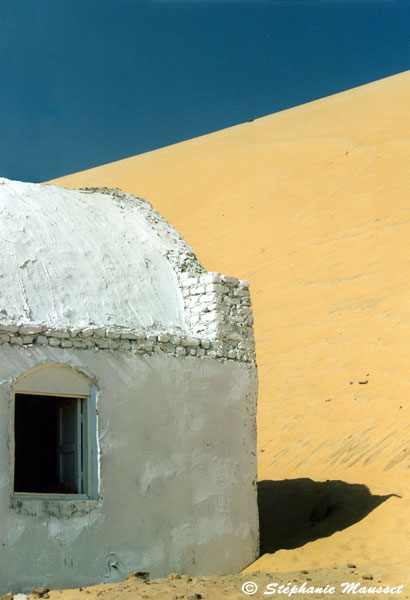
[0,344,258,594]
[0,179,201,331]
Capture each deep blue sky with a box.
[1,0,410,183]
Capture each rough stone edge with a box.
[77,186,204,275]
[180,271,255,353]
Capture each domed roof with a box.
[0,178,202,331]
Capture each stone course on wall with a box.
[0,290,255,365]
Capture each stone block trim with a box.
[179,271,255,358]
[0,323,255,364]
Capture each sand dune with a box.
[50,70,410,588]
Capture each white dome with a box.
[0,178,202,331]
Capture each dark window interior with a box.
[14,394,80,494]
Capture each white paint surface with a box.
[0,179,198,331]
[0,345,258,593]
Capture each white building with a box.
[0,179,258,594]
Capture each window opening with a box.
[14,394,88,495]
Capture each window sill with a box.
[13,492,90,500]
[10,493,100,518]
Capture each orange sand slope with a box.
[51,71,410,581]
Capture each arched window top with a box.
[13,363,92,397]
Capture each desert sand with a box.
[47,71,410,596]
[8,568,407,600]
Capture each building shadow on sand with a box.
[258,478,400,554]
